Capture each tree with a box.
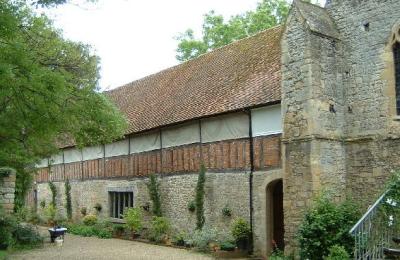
[0,1,127,209]
[175,0,289,62]
[195,164,206,230]
[147,174,162,217]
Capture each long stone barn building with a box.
[30,0,400,257]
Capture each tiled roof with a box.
[106,25,282,135]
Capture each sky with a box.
[43,0,325,91]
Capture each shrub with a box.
[44,204,56,225]
[65,179,72,220]
[12,224,43,248]
[269,249,290,260]
[219,241,236,251]
[195,164,206,230]
[147,174,162,217]
[298,195,360,259]
[231,217,251,243]
[188,200,196,212]
[0,208,17,250]
[67,223,112,239]
[48,182,57,207]
[187,227,218,252]
[222,205,232,217]
[324,245,350,260]
[149,216,170,242]
[0,207,43,250]
[172,232,186,246]
[123,207,143,234]
[83,214,98,226]
[112,224,125,236]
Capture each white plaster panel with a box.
[64,148,82,163]
[50,153,63,165]
[251,104,282,137]
[130,131,161,153]
[105,139,129,157]
[201,112,249,143]
[82,145,104,161]
[162,122,200,148]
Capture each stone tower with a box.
[281,0,400,253]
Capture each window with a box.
[393,42,400,114]
[109,191,133,219]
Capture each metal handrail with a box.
[349,191,388,235]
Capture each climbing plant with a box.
[195,164,206,230]
[147,174,162,217]
[65,179,72,220]
[48,182,57,207]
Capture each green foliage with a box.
[65,179,72,220]
[188,200,196,212]
[44,204,56,224]
[176,0,289,61]
[40,200,46,209]
[382,171,400,219]
[195,164,206,230]
[324,245,350,260]
[186,227,218,252]
[67,222,112,239]
[48,182,57,207]
[0,167,13,181]
[149,216,171,242]
[0,207,43,250]
[222,205,232,217]
[172,232,186,246]
[12,224,43,249]
[94,203,102,213]
[80,207,87,216]
[219,241,236,251]
[82,214,97,226]
[112,224,125,234]
[147,174,162,217]
[269,249,291,260]
[123,207,143,234]
[14,168,33,212]
[0,0,127,187]
[231,217,251,243]
[0,208,17,250]
[298,195,360,259]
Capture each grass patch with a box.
[0,250,7,260]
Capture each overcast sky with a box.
[43,0,325,91]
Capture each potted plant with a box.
[231,217,251,251]
[123,207,143,239]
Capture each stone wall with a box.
[0,169,16,213]
[281,3,347,253]
[281,0,400,255]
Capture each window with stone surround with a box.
[393,42,400,115]
[109,191,134,219]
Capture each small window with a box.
[109,191,134,219]
[393,42,400,114]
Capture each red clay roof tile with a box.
[105,25,282,135]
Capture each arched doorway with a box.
[266,179,284,254]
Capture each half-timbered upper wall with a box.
[35,105,282,182]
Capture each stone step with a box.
[383,247,400,257]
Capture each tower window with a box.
[393,42,400,115]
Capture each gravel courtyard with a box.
[9,230,213,260]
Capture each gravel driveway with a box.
[9,229,213,260]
